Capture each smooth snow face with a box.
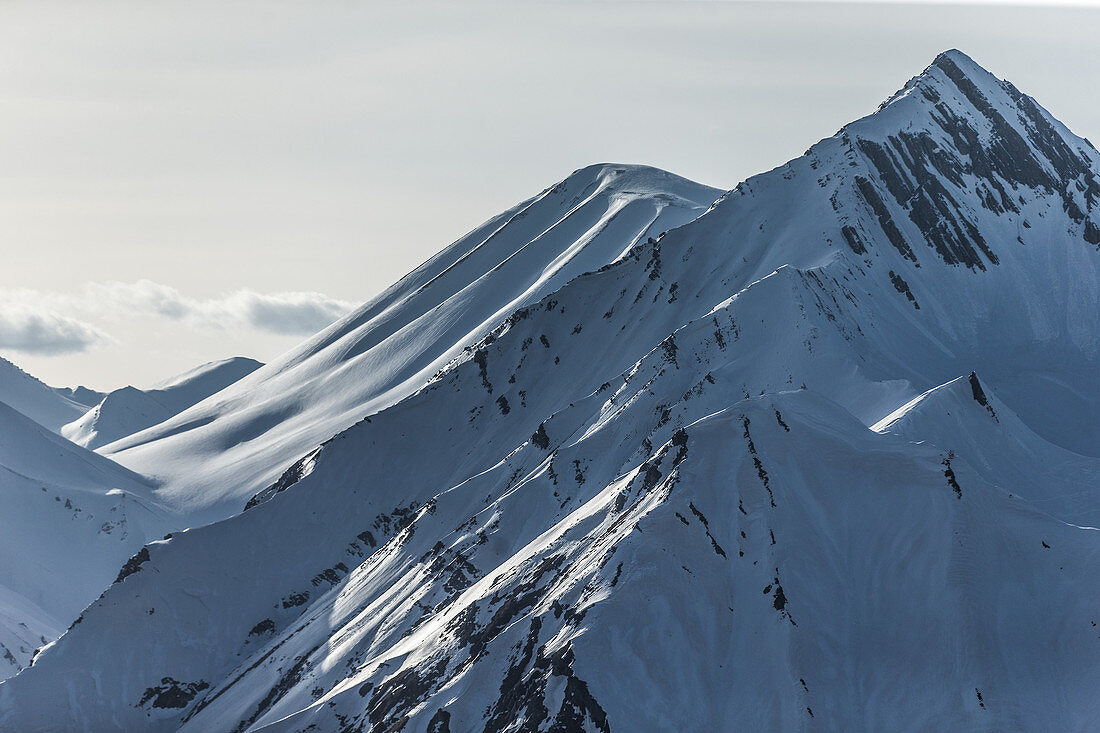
[3,50,1100,732]
[61,357,262,450]
[0,353,242,679]
[0,356,94,433]
[875,373,1100,526]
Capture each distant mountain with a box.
[49,385,106,410]
[3,50,1100,731]
[62,357,262,450]
[0,355,99,432]
[0,356,260,681]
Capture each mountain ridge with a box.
[0,399,173,680]
[0,355,99,434]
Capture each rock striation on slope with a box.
[3,50,1100,732]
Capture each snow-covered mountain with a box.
[103,166,721,523]
[0,355,101,433]
[0,399,173,681]
[63,357,262,450]
[3,49,1100,731]
[0,356,259,680]
[49,384,105,410]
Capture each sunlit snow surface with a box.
[3,50,1100,731]
[0,356,94,433]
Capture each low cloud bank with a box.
[0,281,357,355]
[0,308,108,355]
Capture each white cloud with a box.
[80,280,192,319]
[73,280,356,333]
[0,306,109,355]
[217,290,355,336]
[0,281,356,356]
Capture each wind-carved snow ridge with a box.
[4,50,1100,731]
[100,164,723,524]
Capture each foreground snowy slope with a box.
[103,166,722,522]
[0,356,100,432]
[3,50,1100,731]
[63,357,262,450]
[0,400,173,681]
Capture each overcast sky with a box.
[2,0,1098,390]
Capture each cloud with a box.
[0,307,109,355]
[0,281,357,356]
[218,290,356,335]
[71,279,357,333]
[81,280,193,319]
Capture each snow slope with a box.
[63,357,262,450]
[3,50,1100,731]
[0,355,98,432]
[0,400,174,681]
[875,372,1100,525]
[0,355,257,679]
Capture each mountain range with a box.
[1,49,1099,731]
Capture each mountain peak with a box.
[553,162,721,205]
[872,48,1007,124]
[63,357,264,451]
[0,355,88,432]
[889,48,998,100]
[833,47,1100,269]
[928,48,986,77]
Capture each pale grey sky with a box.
[1,0,1098,390]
